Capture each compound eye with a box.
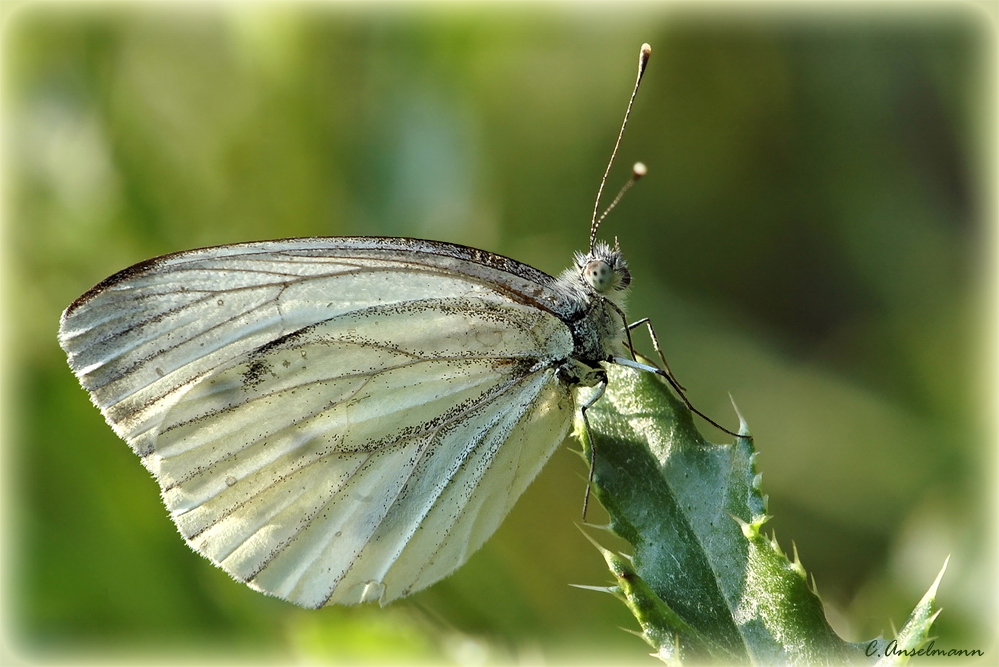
[584,260,614,292]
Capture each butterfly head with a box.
[576,240,631,296]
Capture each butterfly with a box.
[58,43,735,608]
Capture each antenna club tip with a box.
[638,43,652,74]
[632,162,647,178]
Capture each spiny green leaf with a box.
[577,363,867,663]
[869,557,949,666]
[578,528,717,665]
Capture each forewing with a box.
[58,238,571,448]
[59,241,577,607]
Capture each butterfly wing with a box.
[59,238,578,607]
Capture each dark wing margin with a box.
[64,236,572,317]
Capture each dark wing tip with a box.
[63,254,173,318]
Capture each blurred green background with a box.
[3,1,995,664]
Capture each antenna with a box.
[589,43,652,254]
[593,162,647,232]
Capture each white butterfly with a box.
[58,43,734,608]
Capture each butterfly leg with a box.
[612,356,744,439]
[579,377,607,521]
[626,317,686,391]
